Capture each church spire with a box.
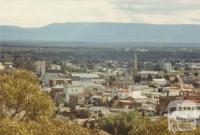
[133,50,138,80]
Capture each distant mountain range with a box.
[1,22,200,43]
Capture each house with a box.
[42,73,69,87]
[152,79,168,86]
[49,79,72,87]
[92,79,107,85]
[102,92,113,103]
[119,100,133,109]
[142,101,157,112]
[50,85,65,99]
[77,91,92,105]
[118,88,129,99]
[92,95,103,106]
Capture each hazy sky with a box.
[0,0,200,27]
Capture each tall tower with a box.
[64,82,70,103]
[40,61,46,76]
[133,50,138,80]
[40,61,46,86]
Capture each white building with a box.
[152,79,168,86]
[138,71,159,79]
[35,61,46,77]
[49,64,61,71]
[163,63,172,72]
[71,73,99,81]
[0,63,5,70]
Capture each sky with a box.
[0,0,200,27]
